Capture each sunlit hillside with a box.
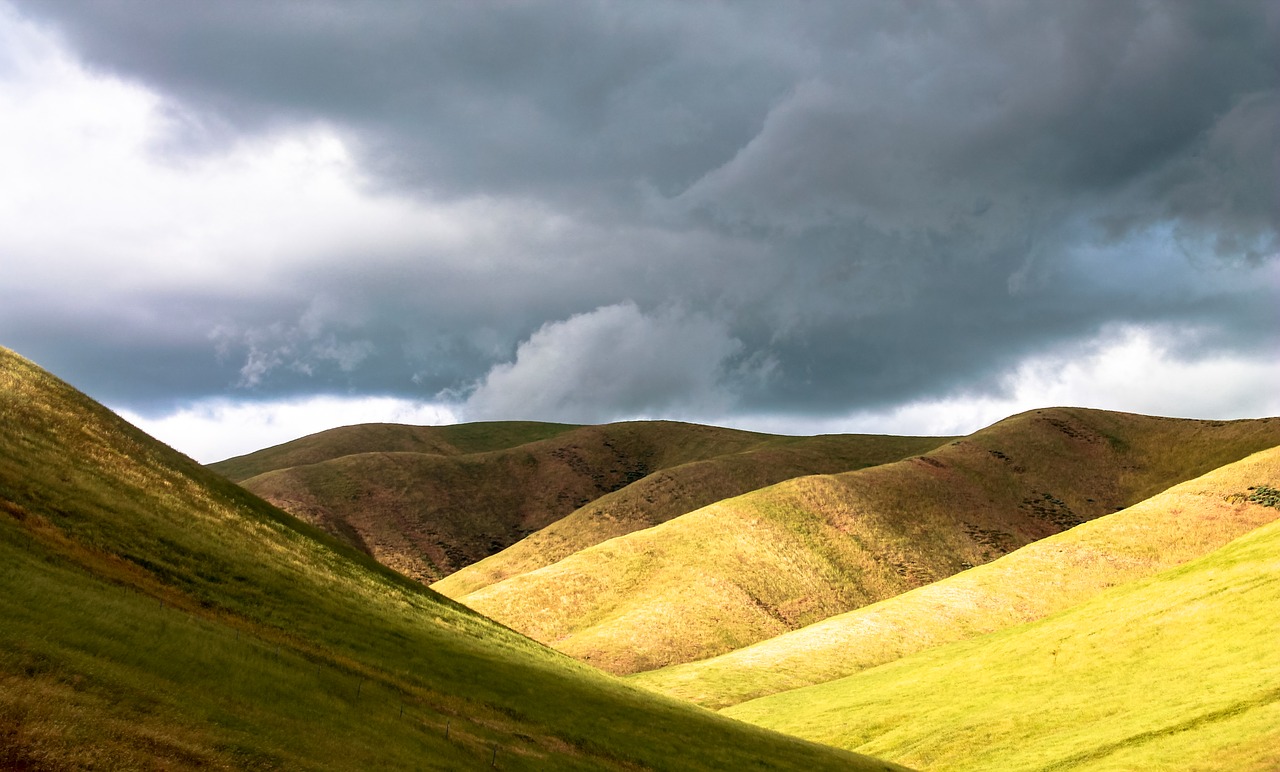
[633,444,1280,707]
[456,408,1280,674]
[725,490,1280,771]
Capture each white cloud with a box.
[0,8,532,309]
[115,396,458,464]
[462,302,743,423]
[735,326,1280,438]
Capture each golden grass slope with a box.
[435,433,948,598]
[227,420,807,582]
[724,490,1280,771]
[458,408,1280,675]
[0,346,900,771]
[632,443,1280,708]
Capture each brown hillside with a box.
[457,408,1280,675]
[209,421,580,482]
[434,433,948,597]
[230,421,902,583]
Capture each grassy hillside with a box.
[458,408,1280,675]
[632,444,1280,707]
[227,421,805,583]
[223,422,943,586]
[210,421,582,482]
[435,433,948,598]
[724,490,1280,771]
[0,347,903,771]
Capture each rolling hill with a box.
[631,444,1280,708]
[723,486,1280,771]
[453,408,1280,674]
[217,422,945,584]
[434,432,948,598]
[0,346,902,771]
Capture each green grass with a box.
[456,408,1280,675]
[631,444,1280,707]
[435,433,950,598]
[723,512,1280,771]
[0,346,903,771]
[209,420,582,482]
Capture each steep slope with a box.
[0,347,901,771]
[632,444,1280,707]
[725,498,1280,771]
[458,408,1280,674]
[434,433,948,598]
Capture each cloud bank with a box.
[2,1,1276,458]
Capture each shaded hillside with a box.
[0,347,903,771]
[225,422,941,584]
[633,444,1280,708]
[725,501,1280,771]
[458,408,1280,674]
[210,421,581,482]
[435,433,949,598]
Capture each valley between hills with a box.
[4,344,1280,770]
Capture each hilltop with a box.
[454,408,1280,674]
[218,422,944,584]
[725,481,1280,771]
[632,444,1280,707]
[434,432,947,597]
[0,347,901,771]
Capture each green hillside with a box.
[435,432,948,598]
[457,409,1280,674]
[725,488,1280,771]
[0,347,901,771]
[632,444,1280,707]
[210,421,582,482]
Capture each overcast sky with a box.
[2,1,1277,462]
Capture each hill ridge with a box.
[456,406,1280,674]
[631,442,1280,707]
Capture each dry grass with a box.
[434,433,948,598]
[724,500,1280,771]
[227,421,856,583]
[458,408,1280,675]
[632,444,1280,707]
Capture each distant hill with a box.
[217,422,945,584]
[724,485,1280,771]
[632,444,1280,708]
[0,346,902,771]
[210,420,581,481]
[455,408,1280,674]
[434,432,948,597]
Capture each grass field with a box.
[0,346,902,771]
[631,444,1280,707]
[456,408,1280,674]
[209,420,582,482]
[434,432,948,598]
[222,420,928,583]
[724,495,1280,771]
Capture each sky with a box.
[2,1,1277,463]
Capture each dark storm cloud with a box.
[6,0,1278,421]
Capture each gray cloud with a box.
[4,0,1278,426]
[463,302,744,423]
